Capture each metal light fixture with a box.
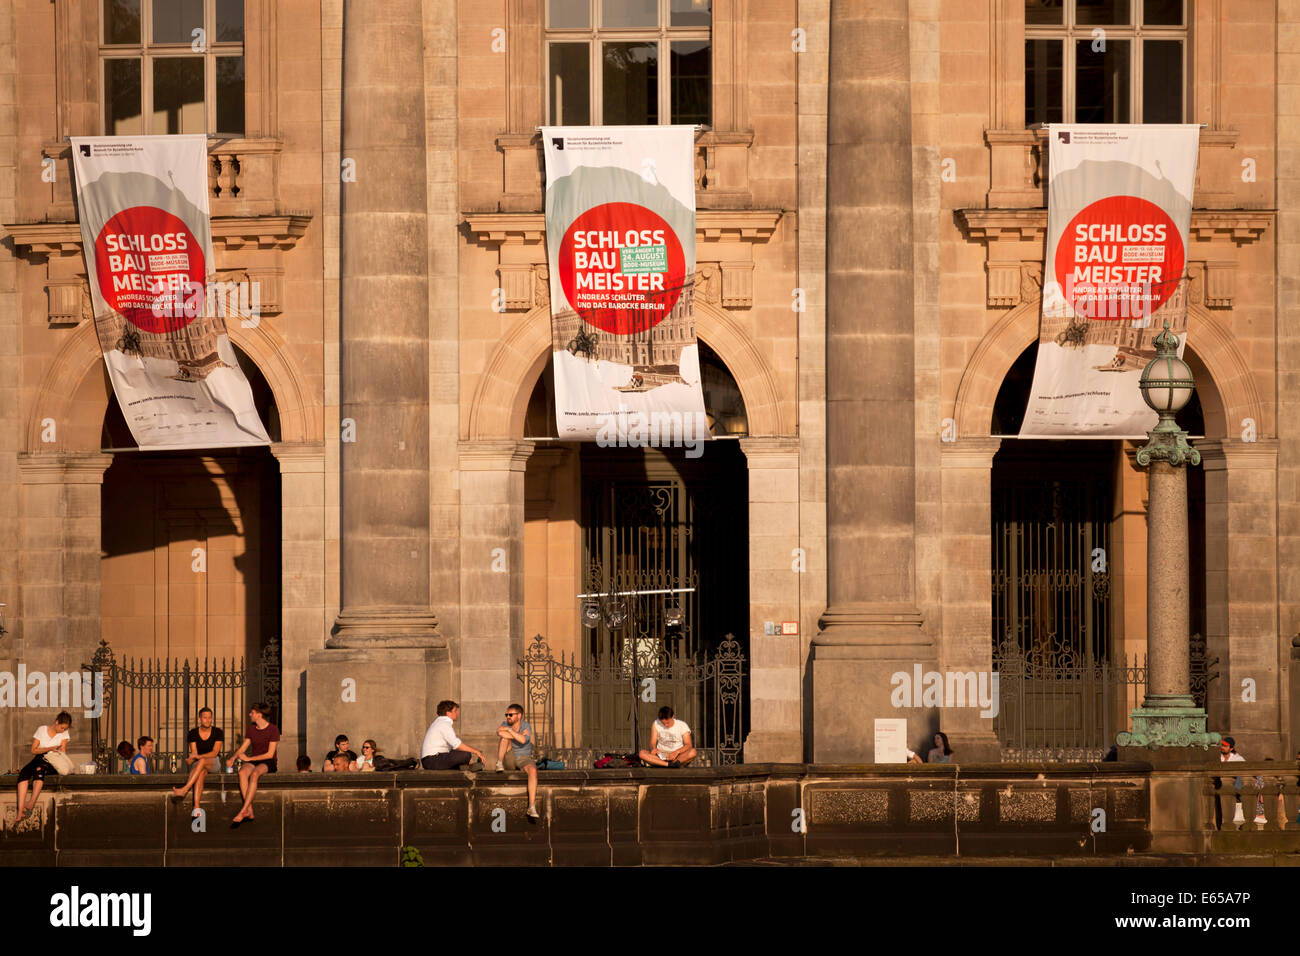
[582,600,602,630]
[1136,320,1200,468]
[605,600,628,629]
[664,602,683,629]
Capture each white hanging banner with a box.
[542,126,709,452]
[72,135,270,449]
[1019,124,1200,437]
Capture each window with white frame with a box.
[1025,0,1185,125]
[101,0,245,136]
[546,0,711,126]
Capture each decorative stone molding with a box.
[497,264,534,312]
[720,261,755,309]
[983,127,1242,210]
[466,211,780,313]
[738,436,799,469]
[956,208,1272,309]
[939,437,1003,469]
[457,439,536,473]
[4,215,312,257]
[495,130,755,212]
[45,277,89,327]
[17,452,114,484]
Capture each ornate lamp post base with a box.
[1117,696,1219,750]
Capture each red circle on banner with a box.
[1054,196,1184,319]
[94,207,204,333]
[557,203,686,335]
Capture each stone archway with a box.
[26,320,320,453]
[951,300,1262,440]
[467,301,790,440]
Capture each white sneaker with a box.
[495,760,504,772]
[526,805,540,819]
[1254,814,1268,825]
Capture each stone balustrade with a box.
[0,763,1152,866]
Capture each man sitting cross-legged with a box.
[639,706,697,768]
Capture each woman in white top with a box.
[15,711,72,823]
[355,739,378,771]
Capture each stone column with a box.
[12,452,112,766]
[1199,439,1280,757]
[1144,460,1190,705]
[457,440,534,749]
[938,438,1003,761]
[271,441,325,769]
[331,0,438,647]
[740,438,803,762]
[812,0,929,762]
[310,0,451,763]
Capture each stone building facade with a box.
[0,0,1295,770]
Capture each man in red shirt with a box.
[227,701,279,828]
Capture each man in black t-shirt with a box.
[324,734,358,772]
[171,706,224,813]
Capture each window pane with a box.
[152,57,205,133]
[549,0,590,29]
[1025,39,1063,125]
[1143,40,1182,122]
[1025,0,1063,25]
[1075,38,1130,122]
[603,42,658,125]
[104,58,142,134]
[1143,0,1182,25]
[602,0,657,29]
[1075,0,1131,25]
[104,0,141,44]
[671,0,712,27]
[216,0,244,42]
[216,56,245,133]
[549,42,590,124]
[152,0,205,43]
[671,40,710,125]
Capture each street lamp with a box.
[1117,320,1219,751]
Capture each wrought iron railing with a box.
[83,638,280,774]
[519,633,744,768]
[994,632,1219,761]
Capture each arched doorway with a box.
[99,345,283,666]
[519,340,750,761]
[988,342,1208,758]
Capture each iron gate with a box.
[84,638,280,773]
[519,633,745,767]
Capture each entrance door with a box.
[991,441,1117,757]
[579,442,748,756]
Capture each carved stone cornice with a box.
[955,208,1274,308]
[4,214,313,257]
[465,210,783,247]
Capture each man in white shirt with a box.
[420,700,486,771]
[639,706,697,767]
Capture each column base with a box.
[307,646,452,762]
[328,609,443,648]
[1116,702,1220,751]
[742,729,803,764]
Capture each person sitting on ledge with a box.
[116,739,135,772]
[228,701,279,828]
[331,753,353,772]
[172,706,223,812]
[356,740,378,772]
[639,706,697,768]
[15,712,72,822]
[324,734,357,772]
[420,700,486,771]
[129,736,155,774]
[296,755,312,772]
